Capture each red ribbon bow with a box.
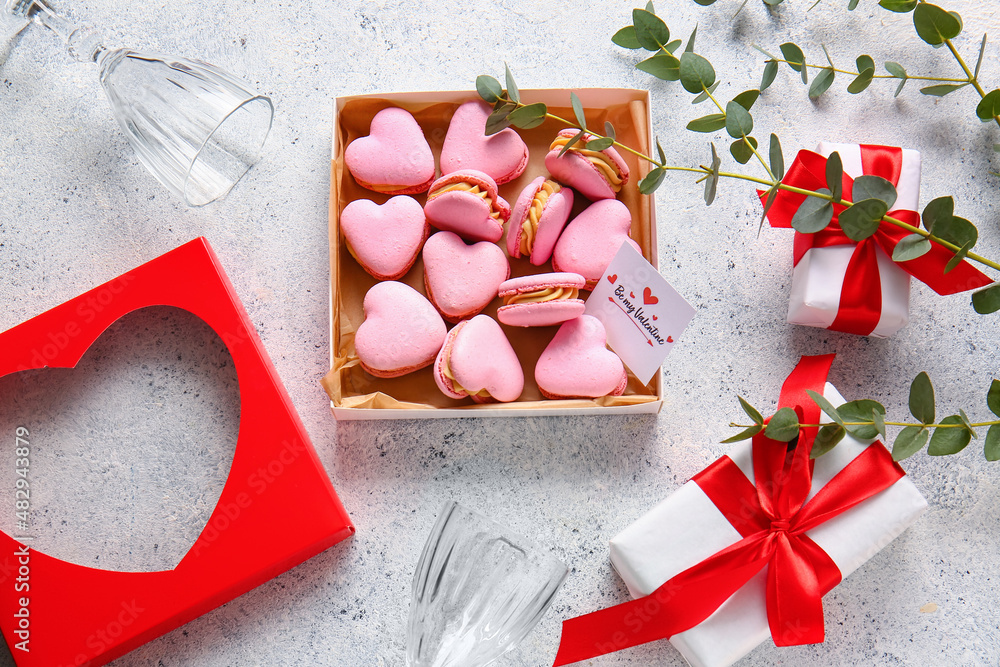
[552,355,907,666]
[761,144,990,335]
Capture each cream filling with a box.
[549,136,624,191]
[520,180,561,255]
[440,348,491,398]
[428,182,502,221]
[503,286,580,306]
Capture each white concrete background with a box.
[1,0,999,665]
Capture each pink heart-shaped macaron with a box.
[344,107,436,195]
[552,199,641,289]
[535,315,627,399]
[434,315,524,403]
[341,196,429,280]
[440,101,529,185]
[355,281,446,378]
[423,231,509,323]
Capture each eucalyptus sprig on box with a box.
[727,375,1000,462]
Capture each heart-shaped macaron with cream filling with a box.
[552,199,641,289]
[345,107,436,195]
[434,315,524,403]
[506,176,575,266]
[535,315,628,399]
[424,169,511,243]
[355,281,447,378]
[423,231,510,323]
[440,101,529,185]
[341,195,429,280]
[545,129,630,201]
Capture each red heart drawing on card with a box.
[652,315,658,321]
[667,336,674,343]
[607,274,617,284]
[630,291,635,298]
[0,306,238,573]
[643,287,658,305]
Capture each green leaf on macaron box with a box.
[476,75,503,103]
[508,103,547,130]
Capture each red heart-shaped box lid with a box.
[0,238,354,667]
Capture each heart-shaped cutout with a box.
[0,306,238,573]
[535,315,627,399]
[434,315,523,403]
[643,287,658,305]
[440,101,528,184]
[423,231,509,323]
[355,281,446,377]
[341,196,428,280]
[553,200,641,289]
[344,107,436,194]
[607,274,618,284]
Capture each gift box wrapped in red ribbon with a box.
[551,355,927,667]
[762,142,990,337]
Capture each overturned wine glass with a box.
[406,501,568,667]
[3,0,273,206]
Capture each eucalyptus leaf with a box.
[687,113,727,133]
[826,152,843,201]
[909,371,935,425]
[766,407,801,442]
[504,63,520,104]
[922,196,953,232]
[944,240,974,273]
[892,234,933,262]
[761,60,779,91]
[985,424,1000,461]
[693,0,717,5]
[692,81,721,104]
[885,61,907,78]
[848,70,875,94]
[732,89,761,111]
[704,142,721,206]
[485,108,513,135]
[646,0,655,11]
[975,33,987,79]
[680,52,717,94]
[508,103,547,130]
[769,133,784,179]
[557,130,586,157]
[721,424,762,444]
[972,282,1000,314]
[730,136,759,164]
[839,199,888,241]
[664,39,683,53]
[879,0,917,12]
[920,83,968,97]
[810,67,836,98]
[586,137,614,151]
[759,184,780,233]
[725,101,754,138]
[791,190,834,233]
[837,399,887,440]
[612,25,643,50]
[476,75,503,103]
[959,409,977,438]
[657,138,666,164]
[894,77,908,97]
[856,54,875,73]
[913,2,963,45]
[873,409,887,441]
[632,8,669,51]
[893,426,929,461]
[637,53,681,81]
[686,24,698,53]
[847,0,860,9]
[605,121,617,141]
[806,389,845,426]
[987,378,1000,418]
[853,175,897,208]
[570,92,587,130]
[780,42,808,84]
[812,424,846,458]
[638,167,666,194]
[739,395,764,425]
[933,215,977,248]
[928,416,972,455]
[976,89,1000,121]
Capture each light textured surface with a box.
[1,0,999,665]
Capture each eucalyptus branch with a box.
[726,375,1000,463]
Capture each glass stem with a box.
[25,0,104,63]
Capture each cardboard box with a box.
[322,89,663,419]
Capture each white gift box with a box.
[787,142,920,338]
[609,382,927,667]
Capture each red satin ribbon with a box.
[761,144,991,335]
[551,355,908,666]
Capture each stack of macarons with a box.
[340,98,645,404]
